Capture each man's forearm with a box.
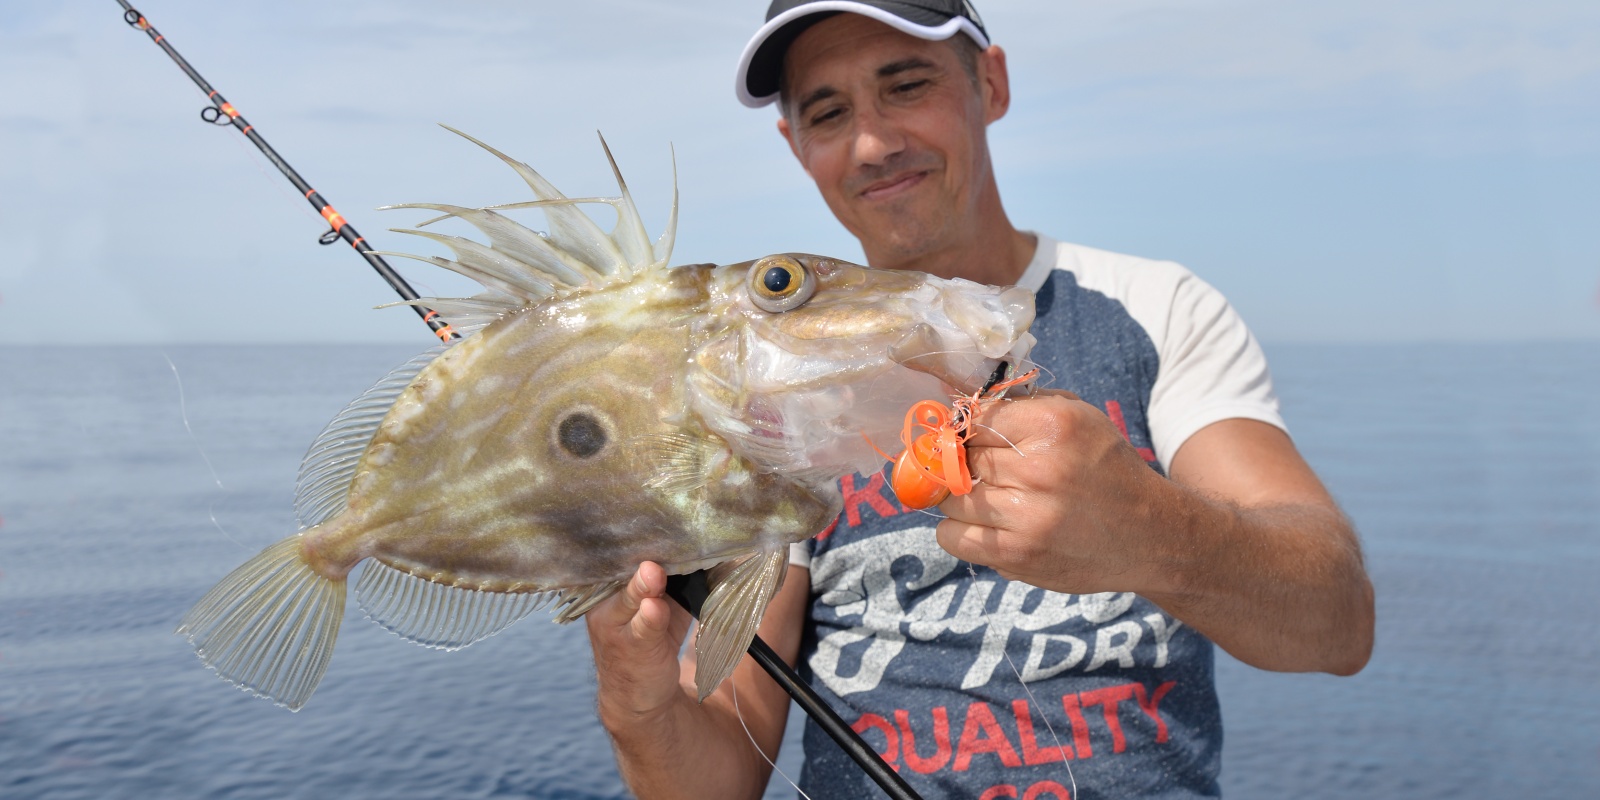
[1139,486,1374,675]
[601,687,773,800]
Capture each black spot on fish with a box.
[558,413,607,458]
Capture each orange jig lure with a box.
[868,368,1040,509]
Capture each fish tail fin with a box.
[176,535,346,712]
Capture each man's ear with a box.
[776,116,811,176]
[978,44,1011,124]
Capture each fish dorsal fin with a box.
[374,295,515,339]
[294,346,446,529]
[369,127,676,341]
[694,548,790,701]
[596,132,652,276]
[354,559,553,650]
[443,125,630,278]
[653,146,678,268]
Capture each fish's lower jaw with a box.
[176,535,347,712]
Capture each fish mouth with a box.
[889,283,1037,394]
[890,323,1010,395]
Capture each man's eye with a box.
[810,107,845,126]
[893,80,929,94]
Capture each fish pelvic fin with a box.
[693,548,790,702]
[551,580,628,624]
[176,535,346,712]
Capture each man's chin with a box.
[870,229,950,268]
[854,210,948,259]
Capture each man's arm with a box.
[586,559,810,799]
[936,391,1374,675]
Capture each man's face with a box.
[778,14,1006,268]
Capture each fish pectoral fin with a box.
[637,432,718,493]
[176,534,345,712]
[692,548,789,702]
[354,560,549,650]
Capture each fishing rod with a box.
[667,572,921,800]
[118,4,917,796]
[115,1,457,343]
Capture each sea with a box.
[1,342,1596,799]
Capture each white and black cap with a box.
[736,0,991,108]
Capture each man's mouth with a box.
[858,170,929,202]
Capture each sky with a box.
[1,0,1596,344]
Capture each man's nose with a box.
[851,104,905,166]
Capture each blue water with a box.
[1,343,1596,798]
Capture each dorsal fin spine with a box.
[375,128,674,343]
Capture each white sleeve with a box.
[1145,268,1286,470]
[788,540,813,569]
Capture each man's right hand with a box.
[587,561,695,728]
[584,559,811,800]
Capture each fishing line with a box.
[216,122,334,230]
[163,352,223,491]
[162,352,248,551]
[1026,360,1057,389]
[730,669,814,800]
[666,571,924,800]
[970,423,1025,456]
[956,426,1076,795]
[965,561,1080,798]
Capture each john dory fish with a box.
[177,129,1036,710]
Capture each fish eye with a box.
[747,255,817,313]
[556,412,607,458]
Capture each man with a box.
[587,1,1374,797]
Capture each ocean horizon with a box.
[2,341,1596,798]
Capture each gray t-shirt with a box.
[792,236,1283,798]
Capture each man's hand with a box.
[587,562,695,728]
[934,390,1375,676]
[585,561,810,799]
[935,390,1175,596]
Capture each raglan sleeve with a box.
[1144,265,1287,471]
[789,540,813,569]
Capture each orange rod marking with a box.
[220,103,239,118]
[434,325,456,341]
[319,206,346,231]
[240,125,252,136]
[349,237,365,248]
[423,311,440,322]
